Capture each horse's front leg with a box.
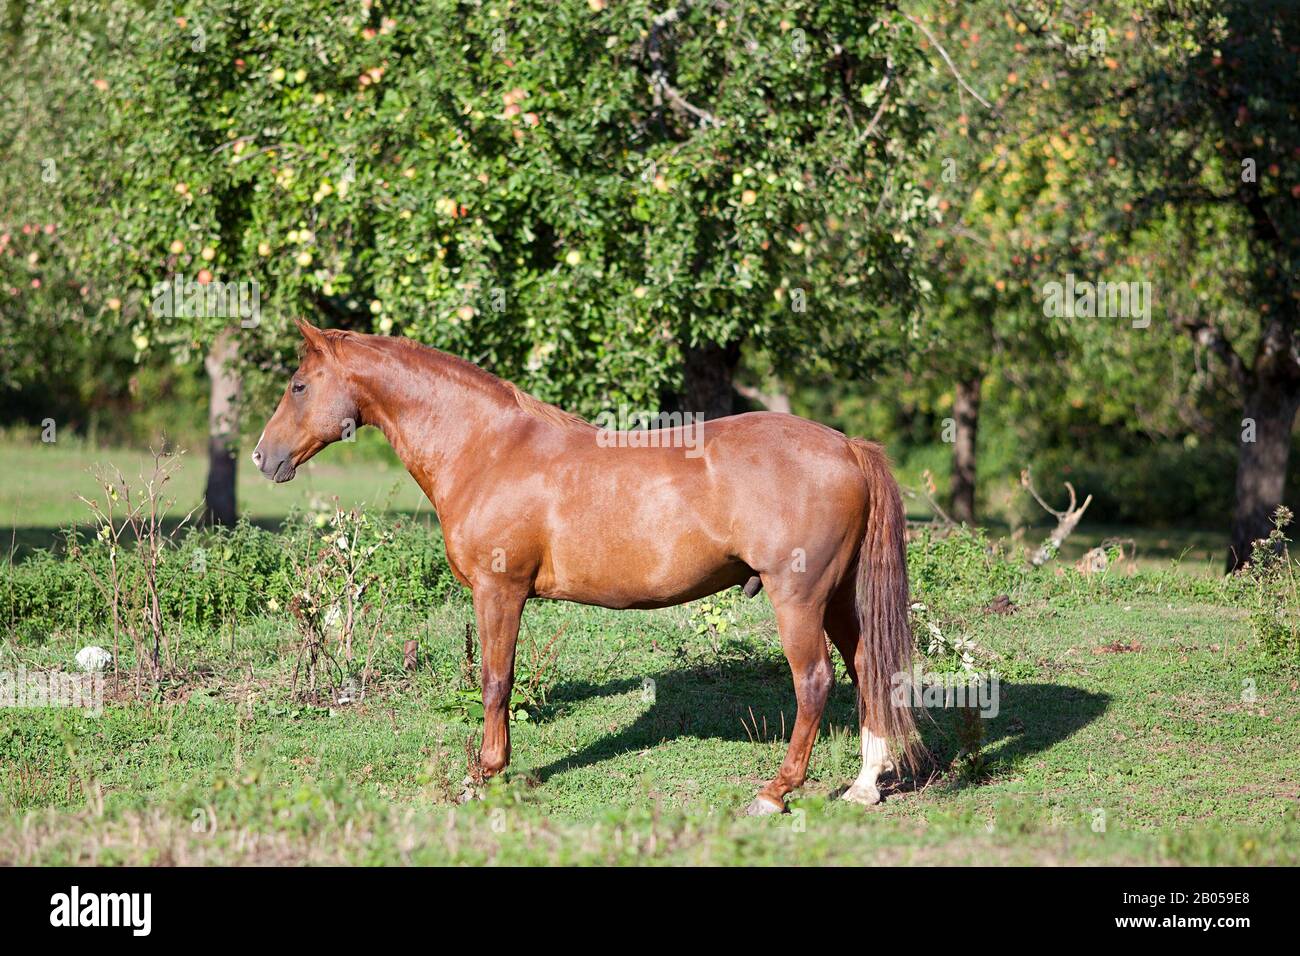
[472,586,527,778]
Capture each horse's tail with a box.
[847,438,918,770]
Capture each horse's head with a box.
[252,318,360,483]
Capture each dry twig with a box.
[1021,467,1093,566]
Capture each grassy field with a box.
[1,434,1294,865]
[3,554,1297,864]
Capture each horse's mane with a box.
[501,380,594,429]
[337,329,593,430]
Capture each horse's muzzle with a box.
[251,446,296,483]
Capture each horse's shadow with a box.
[528,659,1110,789]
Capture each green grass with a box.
[3,578,1297,865]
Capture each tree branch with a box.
[905,13,992,110]
[860,59,894,141]
[646,7,721,129]
[1172,313,1251,390]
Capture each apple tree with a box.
[12,0,944,528]
[1031,0,1300,567]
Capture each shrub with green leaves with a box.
[0,515,461,643]
[1242,507,1300,664]
[906,525,1028,612]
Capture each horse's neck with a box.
[350,341,521,507]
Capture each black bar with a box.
[0,866,1280,941]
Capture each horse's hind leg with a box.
[747,598,833,815]
[825,578,893,806]
[824,580,860,693]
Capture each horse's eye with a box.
[292,381,306,394]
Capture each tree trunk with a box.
[203,327,241,527]
[950,376,981,526]
[680,339,741,420]
[1227,383,1300,571]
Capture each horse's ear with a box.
[294,317,327,351]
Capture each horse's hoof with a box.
[841,783,882,806]
[744,795,786,816]
[457,776,484,804]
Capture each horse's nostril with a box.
[251,449,263,467]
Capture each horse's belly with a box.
[532,523,750,610]
[534,563,751,609]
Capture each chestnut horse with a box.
[254,319,915,813]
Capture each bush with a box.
[907,525,1029,612]
[0,515,462,642]
[1242,507,1300,664]
[905,522,1245,618]
[0,547,102,643]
